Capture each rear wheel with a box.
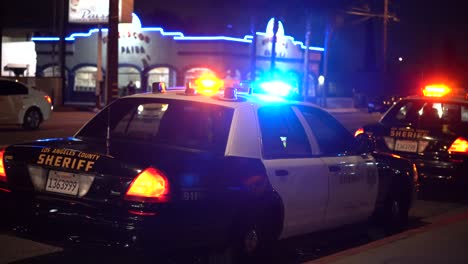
[209,212,278,264]
[382,192,409,234]
[23,108,42,130]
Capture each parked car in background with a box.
[0,78,52,129]
[367,95,403,113]
[356,84,468,197]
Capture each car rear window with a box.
[76,98,234,152]
[382,99,468,127]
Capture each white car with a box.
[1,83,417,262]
[0,78,52,129]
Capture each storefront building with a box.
[32,14,323,105]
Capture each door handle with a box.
[275,169,289,176]
[328,165,341,172]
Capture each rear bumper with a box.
[414,158,468,191]
[7,192,231,251]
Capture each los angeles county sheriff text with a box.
[37,148,101,172]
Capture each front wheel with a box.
[23,108,42,130]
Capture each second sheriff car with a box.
[1,77,417,262]
[356,84,468,195]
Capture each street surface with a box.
[1,109,467,263]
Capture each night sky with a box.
[133,0,468,81]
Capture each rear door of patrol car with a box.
[297,106,379,228]
[258,105,329,239]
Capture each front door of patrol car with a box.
[297,106,379,228]
[258,105,329,239]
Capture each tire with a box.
[23,108,42,130]
[209,213,277,264]
[382,193,409,234]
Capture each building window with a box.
[42,65,66,77]
[119,66,141,95]
[147,67,174,91]
[74,66,97,92]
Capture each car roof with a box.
[403,95,468,105]
[125,89,323,110]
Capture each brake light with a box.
[448,137,468,154]
[354,127,365,137]
[125,167,169,203]
[44,95,52,104]
[0,149,7,182]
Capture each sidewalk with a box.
[305,206,468,264]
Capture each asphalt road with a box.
[0,111,95,147]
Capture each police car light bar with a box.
[422,84,451,97]
[194,74,224,96]
[259,80,293,97]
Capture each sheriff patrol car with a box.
[356,84,468,196]
[0,77,417,262]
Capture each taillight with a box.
[44,95,52,104]
[354,127,364,137]
[0,148,7,182]
[412,163,419,183]
[125,167,169,203]
[448,137,468,154]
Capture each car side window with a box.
[76,98,233,153]
[0,80,28,95]
[381,100,425,125]
[258,105,312,159]
[298,106,357,156]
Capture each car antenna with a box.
[106,106,111,156]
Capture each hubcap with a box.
[391,200,400,219]
[244,228,258,254]
[26,111,40,128]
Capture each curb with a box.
[304,207,468,264]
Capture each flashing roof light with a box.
[194,74,224,96]
[422,84,451,97]
[259,80,293,97]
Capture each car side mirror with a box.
[355,134,375,154]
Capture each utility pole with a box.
[270,17,279,76]
[383,0,389,73]
[59,0,67,106]
[302,14,311,100]
[322,21,333,108]
[345,1,399,73]
[106,0,119,105]
[249,15,257,92]
[96,24,103,109]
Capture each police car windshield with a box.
[381,99,468,128]
[76,98,234,152]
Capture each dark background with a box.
[1,0,467,96]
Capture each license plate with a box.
[45,170,79,196]
[394,140,418,152]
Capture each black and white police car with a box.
[0,77,417,262]
[355,84,468,196]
